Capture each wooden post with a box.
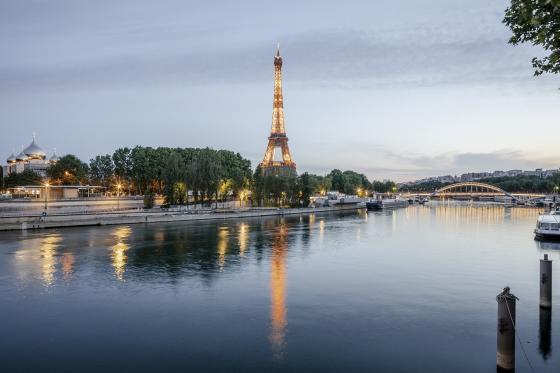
[496,286,517,371]
[540,254,552,308]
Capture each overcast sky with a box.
[1,0,559,181]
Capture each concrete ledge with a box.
[0,205,364,231]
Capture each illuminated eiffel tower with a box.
[259,45,297,177]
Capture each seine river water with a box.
[1,203,559,372]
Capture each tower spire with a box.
[259,45,296,177]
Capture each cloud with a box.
[1,9,555,94]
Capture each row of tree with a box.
[2,146,399,207]
[252,169,397,207]
[87,146,253,206]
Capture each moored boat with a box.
[534,210,560,240]
[366,198,409,210]
[310,192,362,207]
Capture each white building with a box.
[3,136,59,178]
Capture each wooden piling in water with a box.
[540,254,552,309]
[496,286,517,372]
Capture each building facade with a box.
[3,136,59,178]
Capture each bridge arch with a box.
[430,182,516,200]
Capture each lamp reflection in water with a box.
[111,226,131,281]
[269,223,288,359]
[60,252,75,281]
[238,223,249,256]
[41,234,61,286]
[217,227,229,270]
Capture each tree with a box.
[47,155,89,185]
[504,0,560,76]
[3,170,43,188]
[162,152,186,205]
[112,147,132,192]
[298,172,320,207]
[89,154,114,187]
[143,186,155,209]
[329,169,345,192]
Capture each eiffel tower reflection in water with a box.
[269,222,288,359]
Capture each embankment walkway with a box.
[0,205,364,231]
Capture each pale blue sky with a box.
[1,0,558,181]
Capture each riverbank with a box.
[0,205,365,231]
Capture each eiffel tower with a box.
[259,45,297,177]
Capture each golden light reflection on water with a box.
[238,223,249,256]
[60,252,75,281]
[431,203,541,225]
[41,234,61,286]
[111,226,131,281]
[217,227,229,270]
[269,224,288,359]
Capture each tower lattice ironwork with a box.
[259,46,297,177]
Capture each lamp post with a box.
[43,182,50,212]
[116,183,122,210]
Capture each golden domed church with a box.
[3,135,59,178]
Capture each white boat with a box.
[366,198,409,210]
[311,192,362,207]
[534,210,560,240]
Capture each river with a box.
[1,203,558,372]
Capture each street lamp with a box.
[43,182,50,212]
[116,183,122,210]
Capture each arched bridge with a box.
[430,182,516,200]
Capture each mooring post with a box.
[540,254,552,309]
[496,286,517,371]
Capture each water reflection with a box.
[238,223,249,256]
[4,206,560,371]
[41,234,61,286]
[111,226,131,281]
[60,252,75,281]
[269,223,288,359]
[217,227,229,269]
[539,307,552,360]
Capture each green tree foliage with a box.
[371,180,396,193]
[326,169,387,195]
[480,175,560,193]
[89,154,114,187]
[298,172,320,207]
[329,169,345,192]
[94,146,252,206]
[47,154,89,185]
[504,0,560,75]
[143,186,155,209]
[399,181,450,193]
[251,169,390,207]
[3,169,44,188]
